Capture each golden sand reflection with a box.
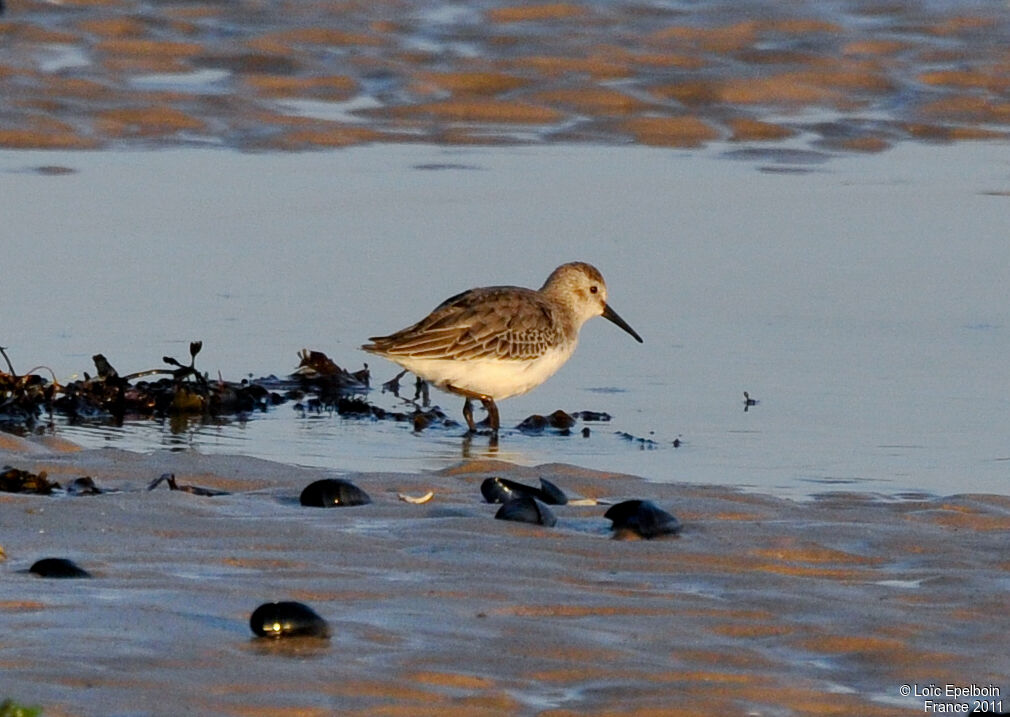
[1,1,1009,152]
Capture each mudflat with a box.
[0,433,1006,715]
[2,1,1010,152]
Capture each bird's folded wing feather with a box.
[365,287,562,361]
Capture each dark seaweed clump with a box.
[0,344,371,433]
[1,344,638,440]
[0,347,57,431]
[516,409,576,434]
[290,350,456,430]
[66,476,102,495]
[0,467,108,496]
[51,342,289,423]
[148,473,230,496]
[0,466,59,495]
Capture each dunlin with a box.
[362,262,642,433]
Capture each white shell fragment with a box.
[397,491,435,504]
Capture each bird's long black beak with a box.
[602,304,643,343]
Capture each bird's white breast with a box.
[389,344,576,400]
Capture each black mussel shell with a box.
[535,478,567,505]
[299,478,371,507]
[494,494,557,527]
[481,476,524,504]
[604,500,682,539]
[480,477,567,505]
[250,601,331,639]
[30,557,92,578]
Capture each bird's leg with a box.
[480,397,500,433]
[448,384,497,434]
[414,377,430,407]
[462,397,476,432]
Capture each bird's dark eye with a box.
[589,285,598,294]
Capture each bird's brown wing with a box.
[363,286,564,361]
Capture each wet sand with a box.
[2,0,1010,153]
[4,2,1010,712]
[1,432,1007,715]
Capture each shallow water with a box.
[3,140,1009,499]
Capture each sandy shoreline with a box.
[0,432,1006,715]
[3,1,1010,153]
